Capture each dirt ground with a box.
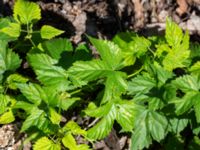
[1,0,200,150]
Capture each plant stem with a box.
[127,66,144,79]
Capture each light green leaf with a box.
[0,109,15,124]
[34,137,61,150]
[1,23,21,38]
[0,18,16,41]
[43,38,73,59]
[41,25,64,39]
[127,36,151,57]
[63,121,86,136]
[160,19,190,71]
[6,74,28,90]
[87,104,116,140]
[17,83,45,105]
[155,44,171,58]
[77,144,91,150]
[27,53,69,87]
[84,102,113,118]
[62,133,78,150]
[163,50,190,71]
[165,18,183,48]
[5,49,21,71]
[89,36,123,69]
[14,0,41,24]
[190,61,200,75]
[42,86,61,106]
[59,97,80,111]
[172,75,199,92]
[49,108,61,125]
[0,94,11,114]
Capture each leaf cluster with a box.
[1,0,200,150]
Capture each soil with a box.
[0,0,200,149]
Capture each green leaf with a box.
[59,96,80,111]
[127,36,151,57]
[27,53,69,87]
[116,100,141,132]
[0,94,11,114]
[148,97,165,111]
[131,111,152,150]
[86,100,142,139]
[62,133,78,150]
[41,25,64,39]
[6,74,28,90]
[190,43,200,58]
[172,75,199,92]
[63,121,86,136]
[88,36,123,69]
[0,18,16,41]
[21,108,47,132]
[13,101,35,114]
[152,62,173,86]
[77,144,91,150]
[155,44,171,58]
[113,31,136,49]
[49,108,61,125]
[194,99,200,123]
[0,40,21,78]
[69,60,127,104]
[174,92,198,115]
[159,19,190,71]
[14,0,41,24]
[148,111,168,141]
[68,60,110,82]
[190,61,200,75]
[87,104,116,140]
[169,118,188,134]
[165,18,183,48]
[1,23,21,38]
[162,49,190,71]
[34,137,61,150]
[113,32,150,66]
[128,74,156,95]
[17,83,45,105]
[0,109,15,124]
[43,38,73,59]
[84,102,113,118]
[131,110,168,150]
[102,72,127,104]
